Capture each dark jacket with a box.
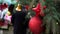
[11,11,27,25]
[11,11,27,34]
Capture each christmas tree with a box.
[43,0,60,34]
[13,0,60,34]
[55,0,60,34]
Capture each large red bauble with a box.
[29,16,43,34]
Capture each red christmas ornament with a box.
[29,16,44,34]
[32,3,41,16]
[43,6,46,9]
[25,5,29,10]
[29,3,45,34]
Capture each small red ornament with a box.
[25,5,29,10]
[32,3,45,16]
[32,3,41,16]
[43,6,46,9]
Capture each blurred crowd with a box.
[0,2,30,34]
[0,3,29,25]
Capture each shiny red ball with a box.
[29,16,43,34]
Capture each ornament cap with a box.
[16,4,22,11]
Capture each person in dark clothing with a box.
[11,4,27,34]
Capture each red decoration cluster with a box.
[29,3,46,34]
[32,3,46,16]
[32,3,41,16]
